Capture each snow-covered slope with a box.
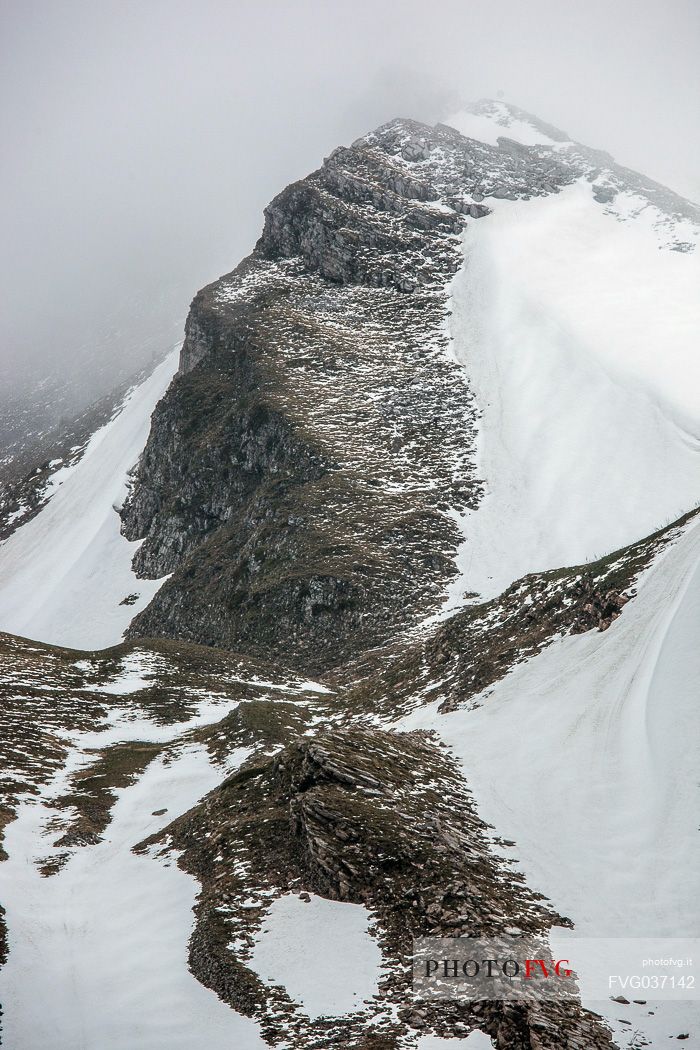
[402,510,700,1044]
[0,677,267,1049]
[405,515,700,932]
[2,103,699,1049]
[444,99,570,148]
[0,350,178,649]
[444,177,700,606]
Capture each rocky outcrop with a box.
[569,576,631,633]
[152,726,613,1049]
[123,106,697,671]
[339,506,698,720]
[120,115,583,671]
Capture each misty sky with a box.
[1,0,698,405]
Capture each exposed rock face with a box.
[121,132,464,669]
[122,109,698,672]
[5,101,700,1048]
[120,117,580,670]
[340,508,697,721]
[152,726,613,1049]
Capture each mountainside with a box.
[0,352,178,649]
[119,101,699,673]
[0,355,170,544]
[1,99,698,1049]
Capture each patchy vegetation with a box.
[340,507,700,719]
[144,727,613,1049]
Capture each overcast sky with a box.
[1,0,698,404]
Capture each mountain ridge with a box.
[119,107,699,671]
[1,101,698,1048]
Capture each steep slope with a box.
[0,356,175,544]
[444,178,700,606]
[120,104,699,676]
[119,113,588,670]
[1,101,699,1050]
[401,511,700,1047]
[120,133,485,670]
[0,351,178,649]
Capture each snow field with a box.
[0,350,179,650]
[402,515,700,1045]
[444,180,700,608]
[0,696,267,1049]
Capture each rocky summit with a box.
[0,99,699,1049]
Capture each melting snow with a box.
[417,1034,495,1049]
[5,505,27,526]
[71,696,242,750]
[98,651,164,694]
[0,733,265,1049]
[249,892,382,1018]
[401,516,700,1045]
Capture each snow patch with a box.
[98,651,163,694]
[417,1034,495,1049]
[444,102,561,148]
[249,892,382,1018]
[72,696,241,750]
